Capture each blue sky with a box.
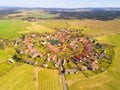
[0,0,120,8]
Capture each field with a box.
[0,50,10,63]
[7,10,58,19]
[38,69,63,90]
[0,64,63,90]
[0,20,55,39]
[0,20,30,39]
[40,19,120,36]
[0,19,120,90]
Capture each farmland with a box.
[0,20,55,39]
[7,10,58,19]
[0,20,30,39]
[38,69,63,90]
[0,64,63,90]
[0,19,120,90]
[0,50,10,63]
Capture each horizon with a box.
[0,0,120,8]
[0,6,120,9]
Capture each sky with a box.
[0,0,120,8]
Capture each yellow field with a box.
[0,64,63,90]
[23,22,55,34]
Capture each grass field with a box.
[0,50,10,63]
[38,69,63,90]
[0,20,30,39]
[0,64,63,90]
[40,19,120,36]
[0,62,15,77]
[0,64,36,90]
[24,22,55,34]
[0,20,56,39]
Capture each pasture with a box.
[0,20,55,39]
[0,20,30,39]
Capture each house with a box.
[81,66,88,71]
[16,49,23,54]
[54,62,59,67]
[89,62,99,71]
[7,59,14,63]
[71,57,79,64]
[25,60,37,66]
[43,64,48,68]
[61,59,65,65]
[65,69,78,74]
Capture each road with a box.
[61,73,68,90]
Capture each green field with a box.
[0,20,56,39]
[0,50,10,63]
[0,20,30,39]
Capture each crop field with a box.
[0,64,63,90]
[0,50,10,63]
[24,22,55,34]
[0,64,36,90]
[40,20,120,35]
[0,20,55,39]
[38,69,63,90]
[0,20,30,39]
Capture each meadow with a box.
[0,20,30,39]
[0,20,55,39]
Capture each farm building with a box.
[65,69,78,74]
[7,59,14,63]
[16,49,23,54]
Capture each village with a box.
[12,29,107,74]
